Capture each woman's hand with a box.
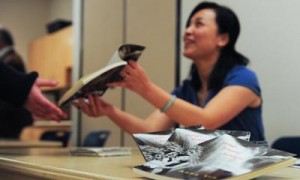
[72,94,113,117]
[108,60,151,95]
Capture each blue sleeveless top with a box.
[172,65,265,141]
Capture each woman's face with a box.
[183,9,225,60]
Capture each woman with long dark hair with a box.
[74,2,265,141]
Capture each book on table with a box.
[132,126,251,162]
[132,127,297,180]
[70,147,132,157]
[58,44,145,106]
[133,129,174,161]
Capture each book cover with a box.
[133,134,297,180]
[165,127,251,151]
[132,130,174,161]
[132,126,251,162]
[58,44,145,106]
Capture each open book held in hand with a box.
[58,44,145,106]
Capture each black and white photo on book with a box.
[133,134,297,180]
[132,126,251,162]
[165,127,251,150]
[132,129,174,162]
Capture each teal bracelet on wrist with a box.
[161,95,177,113]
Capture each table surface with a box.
[0,148,144,179]
[0,148,299,180]
[0,140,62,148]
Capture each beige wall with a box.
[0,0,49,65]
[82,0,124,147]
[82,0,176,146]
[124,0,176,146]
[0,0,72,66]
[1,0,176,147]
[48,0,72,22]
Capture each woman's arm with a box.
[111,61,261,130]
[73,94,175,134]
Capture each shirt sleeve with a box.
[224,66,261,97]
[171,80,200,106]
[0,61,38,107]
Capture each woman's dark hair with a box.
[186,2,249,91]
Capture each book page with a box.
[106,44,145,66]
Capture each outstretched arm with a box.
[73,94,175,134]
[0,62,67,121]
[109,61,261,130]
[25,78,67,121]
[75,61,260,132]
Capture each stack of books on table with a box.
[132,126,297,180]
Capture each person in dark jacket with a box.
[0,28,34,138]
[0,29,67,136]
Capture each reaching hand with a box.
[24,78,67,121]
[108,60,151,95]
[72,94,113,117]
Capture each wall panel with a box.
[125,0,176,146]
[82,0,124,146]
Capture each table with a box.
[0,148,299,180]
[0,148,144,179]
[0,140,62,148]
